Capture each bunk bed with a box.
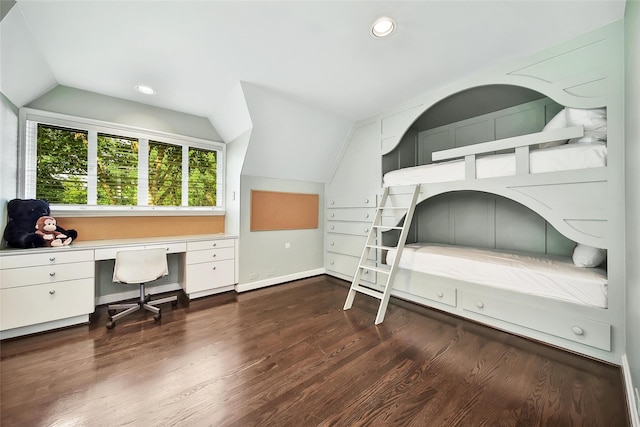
[374,104,613,357]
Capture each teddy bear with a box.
[35,216,73,247]
[3,199,78,249]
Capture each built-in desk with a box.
[0,234,238,339]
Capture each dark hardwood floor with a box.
[0,275,629,426]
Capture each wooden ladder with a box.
[343,185,420,324]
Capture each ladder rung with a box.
[373,225,402,230]
[366,244,395,251]
[359,264,391,275]
[351,284,383,299]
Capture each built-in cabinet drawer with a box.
[327,221,371,236]
[327,234,367,256]
[0,250,93,269]
[184,239,236,297]
[185,260,235,294]
[327,208,376,222]
[326,252,376,284]
[461,291,611,351]
[1,261,94,289]
[0,278,94,330]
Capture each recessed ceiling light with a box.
[135,85,156,95]
[371,17,396,38]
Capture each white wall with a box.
[241,83,352,183]
[224,129,251,236]
[0,93,19,243]
[625,0,640,417]
[237,175,324,290]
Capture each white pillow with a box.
[539,108,568,149]
[572,244,606,267]
[565,107,607,144]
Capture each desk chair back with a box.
[113,248,169,284]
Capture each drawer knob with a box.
[49,272,56,277]
[363,269,368,274]
[213,266,217,270]
[476,301,484,309]
[330,261,334,265]
[213,243,217,247]
[49,257,56,262]
[364,228,369,233]
[572,326,584,336]
[365,214,370,219]
[49,290,56,295]
[213,254,217,258]
[331,213,335,217]
[437,292,444,298]
[365,198,369,204]
[331,200,335,205]
[330,241,334,246]
[331,225,335,230]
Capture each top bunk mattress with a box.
[386,243,608,308]
[383,142,607,187]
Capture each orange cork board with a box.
[250,190,319,231]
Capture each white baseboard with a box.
[235,268,325,293]
[622,354,640,427]
[95,282,183,306]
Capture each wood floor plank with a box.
[0,275,629,427]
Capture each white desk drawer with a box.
[94,242,187,261]
[1,261,95,289]
[0,278,94,331]
[185,259,235,294]
[187,239,235,251]
[0,250,93,269]
[186,247,235,265]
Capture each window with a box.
[20,109,225,215]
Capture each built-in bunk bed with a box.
[377,89,615,361]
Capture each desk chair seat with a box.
[106,248,178,329]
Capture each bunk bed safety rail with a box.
[432,125,584,178]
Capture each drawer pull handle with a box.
[330,241,334,246]
[365,198,369,204]
[363,270,368,274]
[212,254,217,258]
[49,290,56,295]
[364,228,369,233]
[213,267,217,270]
[49,272,56,277]
[476,301,484,309]
[437,292,444,298]
[365,214,369,218]
[572,326,584,336]
[49,257,56,262]
[330,261,334,265]
[331,225,335,230]
[213,243,217,247]
[331,213,335,217]
[331,201,335,205]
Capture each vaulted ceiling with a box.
[2,1,626,143]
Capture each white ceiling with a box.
[8,1,627,136]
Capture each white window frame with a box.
[18,108,225,217]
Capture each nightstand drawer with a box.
[1,261,95,289]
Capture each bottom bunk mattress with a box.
[386,243,608,308]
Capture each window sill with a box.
[50,206,225,218]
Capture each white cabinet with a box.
[184,238,236,299]
[0,249,95,337]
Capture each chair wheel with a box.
[106,321,115,329]
[108,309,116,316]
[154,313,161,321]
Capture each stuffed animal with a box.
[35,216,73,247]
[3,199,78,249]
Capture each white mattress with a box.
[386,243,608,308]
[383,142,607,186]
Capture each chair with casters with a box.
[106,248,178,329]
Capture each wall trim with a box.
[235,268,325,293]
[622,354,640,427]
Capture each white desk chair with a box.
[106,248,178,329]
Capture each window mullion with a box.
[87,130,97,205]
[182,146,189,207]
[138,138,149,206]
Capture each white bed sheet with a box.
[386,243,608,308]
[383,142,607,186]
